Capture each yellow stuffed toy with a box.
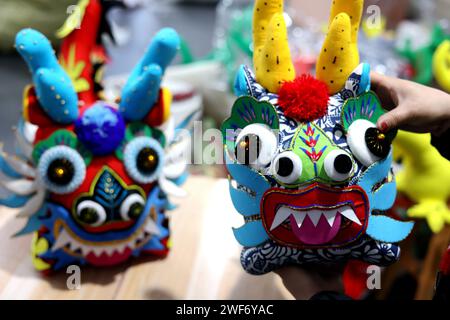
[433,40,450,93]
[394,131,450,233]
[316,0,363,94]
[252,0,295,93]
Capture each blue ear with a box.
[15,29,79,124]
[234,65,250,97]
[341,63,371,98]
[120,28,180,121]
[233,65,267,98]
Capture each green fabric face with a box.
[341,91,385,131]
[32,129,92,165]
[222,96,279,153]
[115,122,165,161]
[288,123,354,186]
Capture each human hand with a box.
[371,72,450,136]
[275,265,344,300]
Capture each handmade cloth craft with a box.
[398,23,450,93]
[222,0,414,275]
[393,131,450,233]
[0,0,192,273]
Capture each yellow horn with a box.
[316,0,364,94]
[253,0,295,93]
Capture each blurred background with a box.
[0,0,450,300]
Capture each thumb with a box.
[376,106,409,132]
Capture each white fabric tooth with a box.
[324,211,337,227]
[293,212,307,228]
[92,247,104,257]
[104,247,116,257]
[159,176,187,198]
[16,188,46,218]
[270,207,292,231]
[116,243,128,254]
[0,178,38,196]
[307,210,322,227]
[78,245,90,256]
[144,219,161,236]
[340,207,362,226]
[52,230,71,251]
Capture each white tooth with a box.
[324,211,337,227]
[144,220,161,236]
[116,243,128,254]
[78,245,90,256]
[52,230,71,251]
[340,207,362,226]
[270,207,292,231]
[92,247,104,257]
[307,210,321,227]
[293,212,307,228]
[104,247,116,256]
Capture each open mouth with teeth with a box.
[51,213,161,266]
[261,183,369,248]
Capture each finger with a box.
[376,106,409,132]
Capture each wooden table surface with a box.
[0,176,291,300]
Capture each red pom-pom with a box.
[278,75,329,122]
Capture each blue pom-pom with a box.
[75,103,125,155]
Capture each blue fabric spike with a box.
[13,205,46,236]
[358,153,414,242]
[0,194,30,209]
[367,215,414,243]
[15,29,78,124]
[358,153,395,211]
[233,221,269,247]
[358,63,371,94]
[234,65,250,97]
[120,28,180,121]
[0,153,22,178]
[225,152,270,217]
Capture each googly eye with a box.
[324,150,355,182]
[347,119,394,167]
[271,151,302,184]
[234,123,277,169]
[76,200,107,227]
[120,193,146,221]
[37,145,86,194]
[124,136,164,184]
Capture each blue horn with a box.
[119,28,180,121]
[15,28,79,124]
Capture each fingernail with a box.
[379,121,388,132]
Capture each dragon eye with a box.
[124,136,164,184]
[347,119,395,167]
[324,150,355,182]
[120,193,145,221]
[37,146,86,194]
[234,123,277,169]
[76,200,107,227]
[271,151,302,184]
